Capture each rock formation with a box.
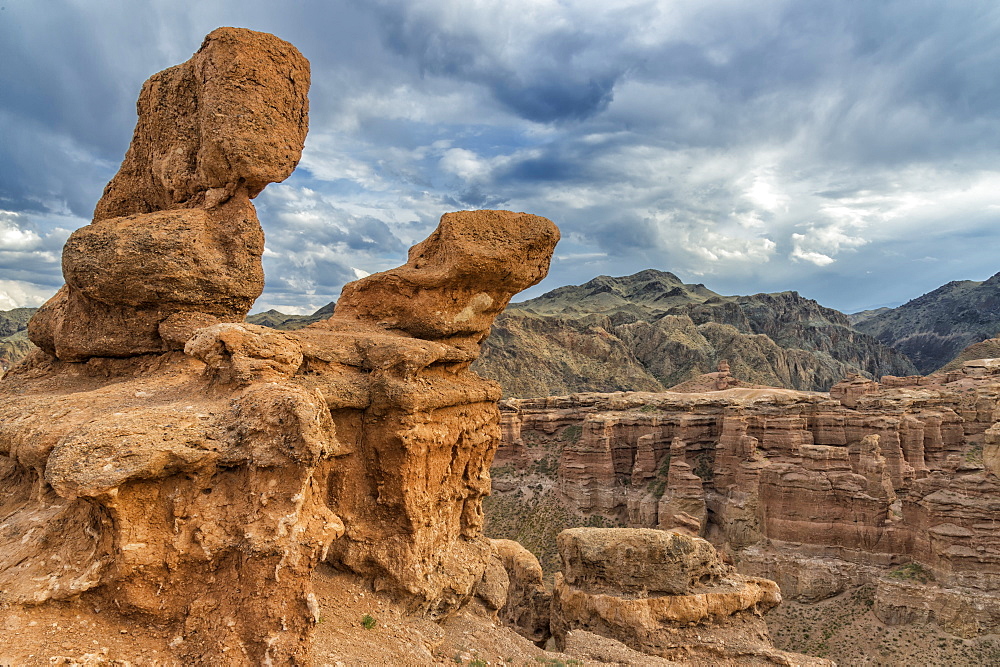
[491,538,552,646]
[0,26,562,665]
[549,528,830,665]
[306,207,558,615]
[489,357,1000,647]
[656,437,708,535]
[29,27,309,362]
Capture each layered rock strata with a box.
[0,27,561,665]
[492,359,1000,634]
[549,528,830,665]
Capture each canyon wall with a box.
[493,361,1000,635]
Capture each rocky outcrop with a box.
[4,28,319,664]
[490,358,1000,639]
[655,437,708,535]
[29,28,309,362]
[0,27,561,665]
[491,538,552,645]
[550,528,830,665]
[310,208,558,614]
[873,575,1000,638]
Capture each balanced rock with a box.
[305,209,559,613]
[335,209,559,349]
[29,27,309,361]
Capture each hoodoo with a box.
[0,26,560,664]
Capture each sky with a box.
[2,0,1000,315]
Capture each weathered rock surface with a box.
[0,26,565,666]
[29,26,309,362]
[2,208,559,665]
[491,357,1000,640]
[550,528,830,665]
[94,27,309,220]
[491,538,552,645]
[335,210,558,351]
[873,575,1000,638]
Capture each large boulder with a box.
[550,528,830,665]
[29,27,309,361]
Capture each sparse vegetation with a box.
[693,450,714,481]
[533,456,558,476]
[559,424,583,443]
[965,444,983,464]
[361,614,376,630]
[888,561,934,583]
[483,489,576,575]
[492,463,517,477]
[766,583,1000,665]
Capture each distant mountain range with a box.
[0,308,36,371]
[470,270,916,396]
[4,269,1000,391]
[245,301,336,330]
[852,272,1000,374]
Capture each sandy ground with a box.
[0,564,643,666]
[5,561,995,665]
[767,584,1000,666]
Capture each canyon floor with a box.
[767,586,1000,664]
[484,463,1000,666]
[0,564,680,666]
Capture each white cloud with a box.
[439,148,491,182]
[742,169,789,214]
[0,280,56,310]
[0,211,42,251]
[790,246,835,267]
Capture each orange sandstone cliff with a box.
[492,363,1000,651]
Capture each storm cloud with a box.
[2,0,999,313]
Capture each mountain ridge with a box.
[854,271,1000,373]
[472,269,917,396]
[6,268,1000,390]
